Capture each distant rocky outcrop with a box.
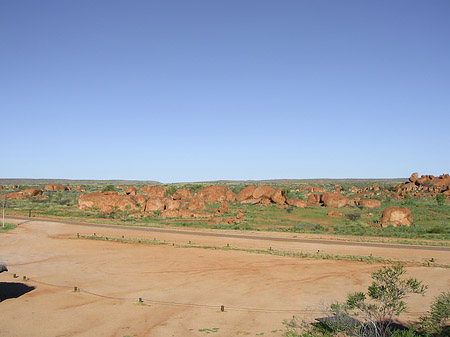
[400,173,450,193]
[44,184,68,191]
[5,188,43,199]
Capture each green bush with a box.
[165,185,177,197]
[102,185,117,193]
[416,291,450,336]
[329,265,427,336]
[436,193,446,206]
[282,187,291,198]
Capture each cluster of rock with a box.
[400,173,450,195]
[76,184,310,218]
[44,184,69,191]
[78,185,239,218]
[306,192,381,209]
[4,188,43,199]
[236,185,305,207]
[78,189,209,218]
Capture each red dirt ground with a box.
[1,219,449,337]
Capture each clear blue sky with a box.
[1,1,449,182]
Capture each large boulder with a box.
[381,207,413,227]
[172,189,194,200]
[125,186,137,195]
[240,198,261,205]
[307,193,322,204]
[321,192,351,208]
[164,199,182,211]
[271,189,286,204]
[197,186,233,203]
[217,201,230,214]
[133,194,148,211]
[260,197,272,206]
[145,198,165,212]
[237,186,256,202]
[409,172,419,183]
[78,192,139,212]
[5,191,23,199]
[140,186,167,198]
[357,199,382,209]
[253,185,276,199]
[7,188,44,199]
[186,196,206,211]
[23,188,43,197]
[433,174,450,188]
[287,198,306,208]
[44,184,68,191]
[225,189,237,201]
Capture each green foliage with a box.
[416,291,450,336]
[389,329,420,337]
[436,193,446,206]
[282,187,291,198]
[282,317,333,337]
[0,223,16,232]
[165,185,177,197]
[102,185,117,192]
[182,183,207,193]
[403,194,415,206]
[330,265,427,336]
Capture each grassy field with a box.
[2,181,449,243]
[0,222,16,232]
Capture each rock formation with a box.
[381,207,413,227]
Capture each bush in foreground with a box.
[284,265,431,337]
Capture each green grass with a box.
[4,181,449,243]
[76,234,450,267]
[198,328,220,334]
[0,222,16,232]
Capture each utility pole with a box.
[2,196,5,228]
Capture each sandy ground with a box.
[1,219,449,337]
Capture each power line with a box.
[24,277,427,315]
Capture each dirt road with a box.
[6,215,450,252]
